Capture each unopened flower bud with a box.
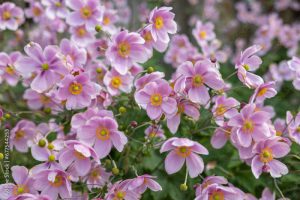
[180,184,188,191]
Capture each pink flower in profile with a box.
[288,56,300,90]
[134,71,165,91]
[251,137,290,179]
[286,111,300,144]
[250,81,277,103]
[135,80,177,120]
[77,116,127,158]
[211,122,232,149]
[160,137,208,178]
[0,51,21,86]
[106,30,148,75]
[145,125,165,139]
[212,95,240,126]
[127,175,162,193]
[0,166,36,199]
[148,7,177,43]
[228,104,271,147]
[259,188,275,200]
[167,99,200,134]
[15,42,68,93]
[235,45,264,88]
[66,0,103,30]
[103,69,133,96]
[175,60,224,105]
[0,2,24,31]
[58,140,98,176]
[10,120,36,152]
[195,176,228,195]
[57,73,98,110]
[33,169,72,199]
[192,20,216,45]
[83,162,111,191]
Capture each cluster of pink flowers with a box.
[0,0,299,199]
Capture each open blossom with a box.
[15,42,68,93]
[135,79,177,120]
[0,166,36,199]
[103,69,133,96]
[228,104,272,147]
[251,137,290,178]
[192,20,216,45]
[0,2,24,31]
[175,60,224,105]
[127,175,162,193]
[105,180,141,200]
[10,120,36,153]
[106,30,148,75]
[235,45,264,88]
[57,73,98,110]
[58,140,98,176]
[212,95,240,126]
[70,25,95,47]
[33,169,72,199]
[288,56,300,90]
[77,116,127,158]
[0,51,21,86]
[160,137,208,178]
[66,0,103,30]
[167,99,200,134]
[42,0,68,19]
[196,184,238,200]
[25,1,44,22]
[59,39,87,68]
[145,125,165,139]
[83,162,111,190]
[148,7,177,43]
[250,81,277,103]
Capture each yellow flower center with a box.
[48,154,56,162]
[296,126,300,133]
[115,191,126,200]
[177,104,185,114]
[154,16,164,29]
[13,185,29,195]
[96,127,110,140]
[257,88,267,97]
[33,7,41,16]
[243,64,250,71]
[216,104,226,116]
[243,119,254,132]
[103,16,110,25]
[259,147,273,163]
[209,191,225,200]
[143,31,153,42]
[15,130,25,140]
[41,63,49,70]
[68,82,83,95]
[150,94,163,106]
[199,31,207,39]
[80,7,92,19]
[55,2,62,7]
[118,42,131,57]
[74,151,86,160]
[175,146,191,158]
[49,175,64,187]
[276,130,282,136]
[111,76,122,89]
[90,169,100,178]
[5,66,15,75]
[192,74,204,87]
[2,11,11,20]
[77,27,86,37]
